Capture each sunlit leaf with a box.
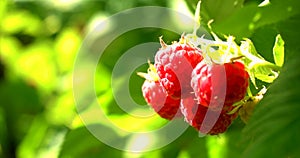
[109,114,168,132]
[14,41,57,93]
[0,0,8,20]
[123,147,162,158]
[54,28,81,73]
[272,34,284,67]
[95,64,111,94]
[97,90,114,115]
[253,65,278,83]
[1,10,42,35]
[0,36,21,67]
[206,135,227,158]
[45,91,76,126]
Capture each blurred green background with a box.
[1,0,300,158]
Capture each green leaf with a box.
[14,40,57,93]
[241,12,300,158]
[201,0,245,23]
[0,108,8,158]
[59,126,123,158]
[224,124,247,158]
[211,0,300,39]
[174,127,209,158]
[206,135,227,158]
[54,28,81,73]
[250,26,278,62]
[1,10,43,35]
[242,49,300,158]
[17,116,68,158]
[272,34,285,67]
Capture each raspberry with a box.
[191,61,249,112]
[181,96,238,135]
[142,80,181,120]
[154,36,203,98]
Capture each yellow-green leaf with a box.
[273,34,285,67]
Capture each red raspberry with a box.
[141,79,181,120]
[181,96,238,135]
[154,36,203,98]
[191,61,249,112]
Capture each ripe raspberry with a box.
[181,96,238,135]
[191,61,249,112]
[142,80,181,120]
[154,36,203,98]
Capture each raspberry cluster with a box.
[139,36,249,135]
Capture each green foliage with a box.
[59,126,122,158]
[0,0,299,158]
[242,51,300,158]
[242,13,300,158]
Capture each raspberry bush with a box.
[138,2,284,135]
